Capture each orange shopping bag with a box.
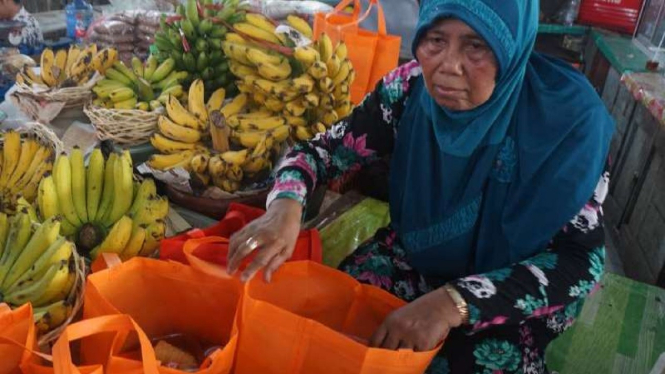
[24,314,166,374]
[0,303,38,374]
[314,0,401,104]
[82,255,242,374]
[234,261,441,374]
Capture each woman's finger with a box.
[369,324,388,348]
[227,229,263,275]
[240,238,286,282]
[381,331,401,351]
[228,227,252,264]
[398,340,415,351]
[264,249,291,283]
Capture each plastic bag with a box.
[249,0,334,20]
[93,20,135,35]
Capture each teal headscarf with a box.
[390,0,614,279]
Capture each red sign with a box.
[577,0,644,34]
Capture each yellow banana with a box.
[4,262,61,306]
[70,147,88,223]
[129,179,157,218]
[53,154,82,227]
[34,299,73,332]
[326,54,341,78]
[95,153,117,223]
[92,48,118,75]
[308,60,328,79]
[333,59,351,86]
[265,97,285,112]
[150,58,176,83]
[147,150,197,171]
[32,261,72,307]
[236,116,287,131]
[158,116,203,144]
[109,87,136,103]
[0,213,8,258]
[0,213,33,286]
[220,149,249,165]
[208,156,228,177]
[104,152,133,227]
[335,100,353,119]
[144,55,158,81]
[290,74,315,93]
[246,48,282,66]
[242,155,270,175]
[287,15,313,38]
[21,160,54,203]
[293,46,320,67]
[65,45,81,76]
[132,197,168,227]
[333,83,350,100]
[1,216,61,289]
[225,164,244,182]
[229,59,259,78]
[86,148,105,222]
[0,131,21,188]
[90,216,133,258]
[318,33,334,63]
[303,93,320,108]
[38,176,59,220]
[8,236,70,291]
[166,95,206,131]
[150,134,201,155]
[139,220,165,257]
[335,41,348,60]
[251,133,275,158]
[120,225,147,261]
[188,79,208,124]
[294,125,314,141]
[40,49,58,87]
[54,49,68,82]
[285,116,307,127]
[221,42,252,66]
[234,22,281,45]
[190,153,210,174]
[114,97,138,110]
[14,146,52,193]
[321,109,340,126]
[313,122,328,134]
[257,59,292,81]
[207,88,226,112]
[285,98,307,117]
[220,93,248,119]
[6,137,37,188]
[245,13,277,34]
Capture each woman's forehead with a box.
[427,18,483,38]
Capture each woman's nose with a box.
[437,47,464,76]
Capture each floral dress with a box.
[267,61,608,374]
[8,7,44,54]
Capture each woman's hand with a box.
[227,199,303,283]
[370,287,463,352]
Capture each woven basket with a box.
[84,103,162,146]
[14,81,94,109]
[37,249,87,347]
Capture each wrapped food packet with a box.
[93,19,135,35]
[247,0,333,20]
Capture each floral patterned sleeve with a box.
[452,169,610,333]
[266,61,423,208]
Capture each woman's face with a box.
[0,0,21,20]
[416,18,498,111]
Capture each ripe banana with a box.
[318,33,334,63]
[95,153,118,223]
[40,49,58,87]
[220,93,248,119]
[8,236,69,291]
[103,152,133,227]
[90,216,133,259]
[53,154,82,227]
[38,176,59,220]
[151,133,201,155]
[335,42,348,60]
[166,95,206,131]
[294,46,320,67]
[235,116,287,131]
[220,149,249,165]
[234,22,281,45]
[86,148,105,221]
[246,48,282,66]
[158,116,203,144]
[0,131,21,188]
[144,55,158,81]
[207,88,226,112]
[70,147,88,223]
[308,60,328,80]
[285,98,307,117]
[0,213,33,286]
[129,179,157,218]
[150,58,176,83]
[120,225,147,261]
[287,15,313,38]
[294,125,314,141]
[190,153,210,174]
[257,59,292,81]
[139,220,165,257]
[147,150,197,171]
[188,79,208,123]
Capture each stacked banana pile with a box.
[153,0,248,96]
[224,14,356,141]
[92,56,189,111]
[0,131,54,212]
[16,45,117,88]
[0,213,77,333]
[147,81,288,193]
[37,149,168,260]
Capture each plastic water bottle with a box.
[66,0,93,40]
[560,0,582,26]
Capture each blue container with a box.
[65,0,93,41]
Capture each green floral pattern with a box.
[474,339,521,371]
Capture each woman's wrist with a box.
[441,284,469,327]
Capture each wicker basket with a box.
[84,103,161,146]
[37,249,87,347]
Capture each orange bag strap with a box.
[51,315,160,374]
[182,236,232,279]
[324,0,388,35]
[90,252,123,273]
[0,335,52,361]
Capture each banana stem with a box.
[210,111,231,153]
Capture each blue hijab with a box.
[390,0,614,279]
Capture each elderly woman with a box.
[228,0,613,372]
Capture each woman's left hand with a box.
[369,287,463,352]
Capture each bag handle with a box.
[324,0,388,36]
[51,315,160,374]
[0,335,52,362]
[90,252,123,273]
[182,236,232,279]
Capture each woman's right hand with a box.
[227,199,303,283]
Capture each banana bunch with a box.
[147,82,287,193]
[224,15,356,142]
[92,56,189,111]
[0,213,77,333]
[36,149,168,261]
[153,0,248,97]
[16,44,118,89]
[0,131,54,213]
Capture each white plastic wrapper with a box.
[248,0,333,20]
[107,0,176,12]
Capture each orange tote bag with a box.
[0,303,38,374]
[24,314,164,374]
[82,255,242,374]
[314,0,401,104]
[234,261,441,374]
